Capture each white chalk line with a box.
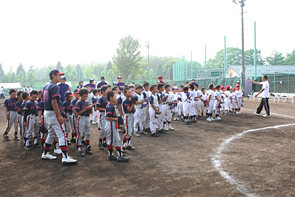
[212,123,295,197]
[242,108,295,119]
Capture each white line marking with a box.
[212,123,295,197]
[242,108,295,119]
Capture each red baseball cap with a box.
[226,86,230,90]
[221,86,225,90]
[158,75,163,79]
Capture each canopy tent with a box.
[0,83,21,89]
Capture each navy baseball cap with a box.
[89,78,94,82]
[236,81,240,84]
[74,88,80,94]
[61,76,66,80]
[49,69,64,78]
[65,91,74,97]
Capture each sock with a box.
[163,121,166,126]
[14,131,17,136]
[60,146,68,158]
[99,138,102,144]
[44,143,51,155]
[4,131,8,135]
[108,146,113,157]
[206,113,209,118]
[128,137,131,146]
[122,140,127,147]
[54,142,58,150]
[103,137,107,144]
[34,137,38,144]
[116,147,122,157]
[41,141,45,148]
[86,140,90,148]
[72,134,75,139]
[26,138,30,146]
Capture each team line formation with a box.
[2,69,244,164]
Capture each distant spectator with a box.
[29,85,33,92]
[84,78,96,92]
[157,75,166,84]
[77,81,83,89]
[22,86,26,92]
[26,86,30,92]
[97,76,108,88]
[0,86,4,99]
[58,76,71,102]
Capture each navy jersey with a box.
[15,101,22,114]
[96,96,108,111]
[58,83,69,102]
[122,99,134,114]
[37,101,44,115]
[20,101,26,115]
[63,100,72,113]
[106,103,117,118]
[75,100,90,116]
[36,98,41,103]
[3,98,17,111]
[97,81,108,88]
[70,98,78,108]
[117,82,125,91]
[91,96,98,104]
[43,82,61,110]
[23,100,39,115]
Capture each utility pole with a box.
[205,45,207,71]
[145,41,150,80]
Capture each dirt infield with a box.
[1,99,295,197]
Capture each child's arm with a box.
[72,106,78,116]
[5,107,9,120]
[38,111,42,124]
[151,103,161,114]
[77,105,92,115]
[106,116,118,121]
[126,102,134,112]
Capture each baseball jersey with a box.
[189,90,195,101]
[23,100,39,115]
[194,90,202,100]
[75,100,91,116]
[123,99,135,114]
[43,82,61,110]
[106,103,117,118]
[62,100,72,113]
[36,98,41,103]
[70,98,78,109]
[96,96,108,111]
[37,101,45,115]
[134,92,144,108]
[84,83,96,92]
[97,81,108,88]
[92,95,98,104]
[232,93,236,102]
[58,83,69,102]
[208,90,215,101]
[224,91,232,99]
[15,101,23,114]
[142,90,150,107]
[117,82,125,91]
[164,92,174,103]
[214,91,222,101]
[3,98,18,111]
[235,90,243,99]
[182,92,192,102]
[20,101,26,115]
[157,92,165,104]
[149,94,159,107]
[201,93,208,101]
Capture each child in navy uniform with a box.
[63,91,75,145]
[95,85,109,150]
[70,88,80,143]
[21,92,30,145]
[75,88,93,156]
[15,91,23,141]
[106,91,130,162]
[37,93,47,150]
[91,89,99,125]
[23,90,41,150]
[122,87,136,153]
[3,88,19,141]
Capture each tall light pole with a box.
[145,40,150,80]
[232,0,246,94]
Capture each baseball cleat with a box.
[176,117,180,121]
[33,143,42,148]
[151,133,160,137]
[103,142,108,147]
[41,153,57,160]
[3,135,10,141]
[206,117,212,122]
[134,132,140,137]
[254,112,260,116]
[183,122,188,125]
[263,114,270,118]
[97,127,101,130]
[62,156,77,164]
[187,121,192,124]
[140,131,148,135]
[70,138,76,143]
[14,136,20,141]
[117,155,130,162]
[163,125,169,131]
[86,146,93,154]
[216,117,222,121]
[122,147,127,153]
[168,125,174,130]
[77,150,84,156]
[25,146,31,151]
[158,129,166,134]
[67,140,71,145]
[173,117,177,121]
[54,148,62,155]
[98,144,104,150]
[92,121,97,125]
[108,155,118,161]
[126,145,135,150]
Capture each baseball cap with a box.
[65,91,74,97]
[236,84,240,87]
[89,78,94,82]
[49,69,64,78]
[117,76,122,79]
[226,86,231,90]
[61,76,66,80]
[113,82,117,85]
[236,81,240,84]
[221,86,225,90]
[233,88,236,91]
[158,75,163,79]
[74,88,80,94]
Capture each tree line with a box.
[0,35,294,84]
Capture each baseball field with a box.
[1,99,295,197]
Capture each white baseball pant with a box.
[149,107,157,134]
[157,104,166,130]
[77,116,91,146]
[106,120,121,148]
[98,112,107,140]
[134,107,143,132]
[4,111,18,134]
[123,113,134,140]
[25,114,39,139]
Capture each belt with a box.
[99,111,105,112]
[29,114,38,116]
[9,110,16,112]
[125,113,134,115]
[160,103,166,105]
[67,112,73,115]
[80,115,89,117]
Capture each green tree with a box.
[244,49,264,65]
[56,61,63,71]
[286,50,295,65]
[107,69,116,81]
[83,65,95,79]
[207,47,242,69]
[265,50,287,65]
[10,72,17,82]
[27,66,35,84]
[76,64,83,81]
[0,64,4,82]
[18,71,26,85]
[92,63,105,80]
[16,63,26,76]
[2,74,9,83]
[112,35,143,79]
[107,61,113,70]
[70,70,77,81]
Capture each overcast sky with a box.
[0,0,294,73]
